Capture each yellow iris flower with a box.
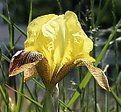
[9,11,109,90]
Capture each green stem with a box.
[105,91,108,112]
[43,84,59,112]
[78,67,83,111]
[114,35,119,112]
[94,80,97,112]
[56,0,62,14]
[28,0,33,23]
[16,74,24,112]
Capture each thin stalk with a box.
[86,82,90,112]
[95,0,110,26]
[32,78,45,89]
[28,0,32,23]
[91,0,95,28]
[5,0,17,105]
[43,84,59,112]
[5,84,43,109]
[9,20,17,105]
[33,78,41,112]
[0,61,7,83]
[0,13,27,36]
[112,0,119,111]
[94,80,97,112]
[62,79,66,111]
[0,85,8,109]
[78,67,82,110]
[16,74,24,112]
[56,0,62,14]
[93,36,97,112]
[25,83,35,99]
[104,91,108,112]
[114,36,119,112]
[2,53,10,62]
[0,84,12,112]
[34,78,38,101]
[91,0,97,111]
[110,89,121,107]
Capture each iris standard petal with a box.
[57,11,95,72]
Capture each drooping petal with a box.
[52,57,110,91]
[80,59,110,91]
[9,50,51,84]
[9,50,42,80]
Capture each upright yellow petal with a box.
[59,11,95,69]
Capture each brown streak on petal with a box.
[51,60,77,86]
[81,59,110,91]
[51,57,85,86]
[35,57,51,88]
[9,50,43,80]
[9,50,26,76]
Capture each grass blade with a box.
[16,74,24,112]
[28,0,33,23]
[110,89,121,107]
[0,13,27,37]
[5,84,43,109]
[2,53,10,62]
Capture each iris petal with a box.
[80,59,110,90]
[60,11,94,67]
[9,50,43,80]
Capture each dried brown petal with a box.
[81,59,110,91]
[35,57,51,87]
[9,50,43,80]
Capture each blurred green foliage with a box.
[1,0,121,28]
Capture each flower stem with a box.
[43,84,59,112]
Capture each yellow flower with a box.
[9,11,109,90]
